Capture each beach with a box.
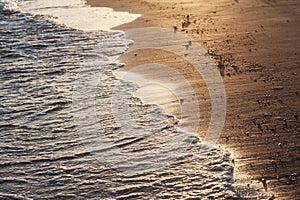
[86,0,300,199]
[1,1,245,199]
[0,0,299,199]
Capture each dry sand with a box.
[87,0,299,199]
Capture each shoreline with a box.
[87,0,300,199]
[1,3,242,199]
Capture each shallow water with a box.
[0,0,244,199]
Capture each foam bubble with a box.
[0,0,21,11]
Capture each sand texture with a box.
[87,0,300,199]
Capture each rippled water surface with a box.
[0,1,242,199]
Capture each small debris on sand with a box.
[261,178,268,191]
[231,63,239,72]
[173,25,178,32]
[269,194,276,200]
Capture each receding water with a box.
[0,0,244,199]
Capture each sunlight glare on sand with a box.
[134,82,181,116]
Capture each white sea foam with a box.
[0,0,21,11]
[18,0,140,31]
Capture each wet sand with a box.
[87,0,299,199]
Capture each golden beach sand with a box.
[87,0,300,199]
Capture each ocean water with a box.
[0,0,246,199]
